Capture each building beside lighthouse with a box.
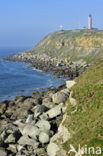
[88,14,92,29]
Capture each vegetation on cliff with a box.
[63,59,103,155]
[25,30,103,63]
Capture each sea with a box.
[0,47,66,102]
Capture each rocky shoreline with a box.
[0,52,88,155]
[0,79,75,156]
[4,53,89,78]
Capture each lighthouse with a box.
[88,14,92,29]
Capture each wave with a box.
[32,67,42,72]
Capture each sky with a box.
[0,0,103,48]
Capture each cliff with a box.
[24,29,103,63]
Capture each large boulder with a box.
[5,134,16,143]
[14,96,27,104]
[25,114,34,123]
[45,103,64,119]
[66,80,76,89]
[19,124,40,139]
[39,132,49,144]
[43,102,56,109]
[18,135,39,149]
[0,102,6,114]
[20,97,35,109]
[47,143,60,156]
[13,119,25,127]
[42,97,52,103]
[50,125,71,143]
[12,108,29,118]
[35,120,51,133]
[52,91,68,104]
[8,144,17,153]
[0,131,7,141]
[32,97,42,105]
[39,113,49,120]
[32,105,48,117]
[4,130,21,144]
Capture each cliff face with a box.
[25,30,103,63]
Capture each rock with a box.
[4,130,21,143]
[35,120,51,133]
[20,124,40,139]
[33,105,48,117]
[26,114,34,123]
[0,149,7,156]
[8,144,17,153]
[32,91,39,97]
[48,92,56,98]
[18,135,39,149]
[57,84,66,90]
[14,96,27,104]
[46,103,64,119]
[20,98,35,109]
[39,132,49,144]
[52,91,68,104]
[5,134,15,143]
[0,131,7,140]
[0,103,6,114]
[25,145,37,155]
[34,148,48,156]
[47,143,60,156]
[70,96,77,106]
[15,151,22,156]
[0,120,8,132]
[50,125,71,143]
[66,80,76,89]
[62,105,66,113]
[5,107,14,117]
[12,108,29,118]
[42,97,52,103]
[13,119,25,127]
[8,101,15,107]
[61,88,70,96]
[43,102,56,109]
[33,97,42,105]
[17,144,24,151]
[39,113,49,120]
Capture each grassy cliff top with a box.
[63,59,103,155]
[25,29,103,63]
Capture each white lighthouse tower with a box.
[88,14,92,29]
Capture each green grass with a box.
[63,59,103,155]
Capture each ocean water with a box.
[0,47,66,102]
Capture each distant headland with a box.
[59,14,100,33]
